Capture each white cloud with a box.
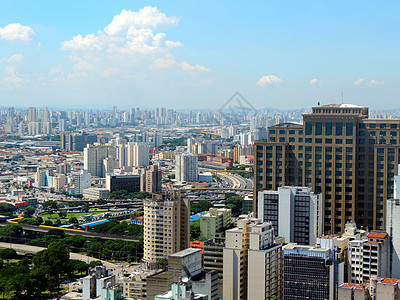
[182,61,210,72]
[256,75,283,86]
[0,23,35,41]
[353,78,364,86]
[151,57,176,69]
[61,33,102,51]
[201,79,212,85]
[104,7,179,35]
[8,54,24,63]
[57,6,209,89]
[309,78,318,85]
[101,68,119,78]
[368,79,384,86]
[2,66,23,89]
[354,78,384,86]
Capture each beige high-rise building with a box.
[254,104,400,234]
[141,164,162,193]
[223,216,283,300]
[83,143,116,177]
[143,191,190,267]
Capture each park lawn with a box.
[40,210,108,220]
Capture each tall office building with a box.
[283,243,342,300]
[127,142,149,167]
[84,143,116,177]
[175,152,198,183]
[254,104,400,233]
[28,107,37,122]
[258,186,322,245]
[223,216,283,300]
[61,132,98,151]
[141,164,162,193]
[387,198,400,279]
[143,191,190,267]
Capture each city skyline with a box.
[1,1,399,109]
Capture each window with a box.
[326,138,332,144]
[336,139,343,144]
[269,129,276,134]
[279,130,285,134]
[370,124,376,129]
[346,139,353,144]
[380,124,386,129]
[306,123,313,135]
[346,123,353,136]
[391,124,397,129]
[326,123,332,135]
[336,123,343,136]
[316,123,322,135]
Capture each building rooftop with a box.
[169,248,201,258]
[283,244,329,253]
[368,232,387,239]
[317,103,363,108]
[340,283,366,290]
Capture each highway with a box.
[0,223,141,242]
[0,242,119,269]
[215,172,253,190]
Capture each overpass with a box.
[180,187,252,192]
[1,223,141,243]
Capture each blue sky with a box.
[0,1,399,110]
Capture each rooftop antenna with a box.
[341,91,344,104]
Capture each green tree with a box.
[70,259,89,275]
[96,199,107,205]
[191,200,213,214]
[225,196,243,216]
[44,219,54,226]
[58,211,67,218]
[156,258,168,270]
[42,200,58,210]
[81,204,90,213]
[23,206,36,218]
[190,220,201,240]
[32,242,72,294]
[0,248,17,260]
[0,203,15,215]
[69,216,79,225]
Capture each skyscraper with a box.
[84,143,116,177]
[386,198,400,278]
[254,104,400,233]
[143,191,190,267]
[127,142,149,167]
[175,152,198,182]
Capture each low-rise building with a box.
[82,187,110,200]
[200,208,231,240]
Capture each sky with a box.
[0,1,399,110]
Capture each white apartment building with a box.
[74,170,91,195]
[387,198,400,279]
[348,232,389,284]
[83,143,116,177]
[175,152,198,183]
[258,186,322,245]
[127,142,149,167]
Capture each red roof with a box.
[367,241,381,244]
[379,277,400,285]
[340,283,366,290]
[368,232,387,239]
